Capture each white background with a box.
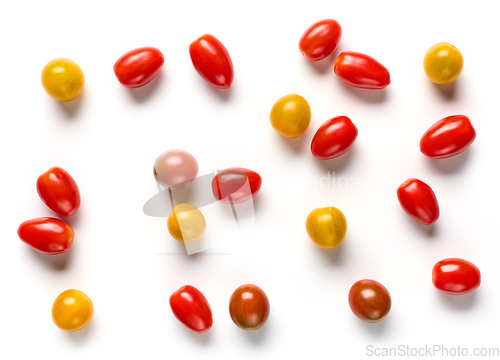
[1,0,499,358]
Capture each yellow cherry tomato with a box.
[52,289,94,332]
[423,42,463,85]
[270,94,311,138]
[41,58,85,102]
[167,203,206,243]
[306,207,347,249]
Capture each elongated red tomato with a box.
[311,116,357,160]
[113,47,164,88]
[334,51,390,89]
[17,217,74,254]
[189,34,234,89]
[212,168,262,204]
[420,115,476,159]
[169,285,213,333]
[37,167,81,217]
[299,19,342,61]
[397,178,439,225]
[432,258,481,295]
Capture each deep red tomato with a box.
[189,34,234,89]
[348,279,391,323]
[37,167,81,217]
[169,285,213,333]
[397,178,439,225]
[432,258,481,295]
[212,168,262,204]
[334,51,390,89]
[299,19,342,61]
[420,115,476,159]
[113,47,164,88]
[17,217,74,254]
[311,116,358,160]
[229,284,270,330]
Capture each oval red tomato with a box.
[432,258,481,295]
[169,285,213,333]
[189,34,234,89]
[212,168,262,204]
[334,51,390,89]
[420,115,476,159]
[113,47,164,88]
[299,19,342,61]
[397,178,439,225]
[37,167,81,217]
[311,116,358,160]
[17,217,74,254]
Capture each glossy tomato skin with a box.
[299,19,342,61]
[306,207,347,249]
[348,279,391,323]
[212,168,262,204]
[334,51,390,89]
[113,47,164,88]
[41,58,85,102]
[420,115,476,159]
[17,217,74,254]
[229,284,270,330]
[424,42,463,85]
[397,178,439,225]
[170,286,213,333]
[311,116,358,160]
[189,34,234,89]
[52,289,94,332]
[37,167,81,216]
[432,258,481,295]
[270,94,311,138]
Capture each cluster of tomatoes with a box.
[27,17,480,334]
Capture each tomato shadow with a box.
[66,320,94,344]
[338,81,389,104]
[313,146,356,174]
[276,128,311,155]
[432,80,458,101]
[425,149,471,175]
[57,91,85,119]
[126,70,165,103]
[438,291,478,310]
[61,210,82,229]
[28,248,73,270]
[239,322,269,345]
[312,238,347,267]
[403,214,438,239]
[357,315,391,337]
[205,82,233,102]
[180,325,212,345]
[302,45,342,75]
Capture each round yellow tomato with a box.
[306,207,347,249]
[423,42,463,85]
[270,94,311,138]
[41,58,85,102]
[167,203,206,243]
[52,289,94,332]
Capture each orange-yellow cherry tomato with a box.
[306,207,347,249]
[423,42,463,84]
[270,94,311,138]
[41,58,85,102]
[167,203,206,243]
[52,289,94,332]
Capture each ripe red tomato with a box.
[348,279,391,323]
[17,217,74,254]
[420,115,476,159]
[334,51,390,89]
[229,284,270,330]
[397,178,439,225]
[189,34,234,89]
[212,168,262,204]
[311,116,358,160]
[169,285,213,333]
[299,19,342,61]
[113,47,164,88]
[37,167,81,217]
[432,258,481,295]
